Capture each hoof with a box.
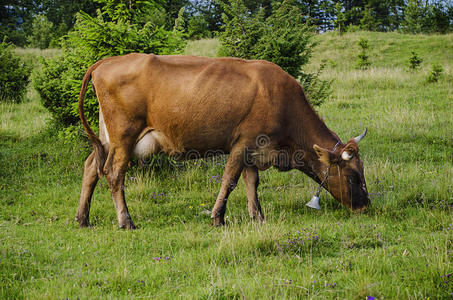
[211,209,225,226]
[213,216,225,227]
[76,215,90,227]
[253,214,265,223]
[119,218,136,230]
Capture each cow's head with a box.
[313,129,370,211]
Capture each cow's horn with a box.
[353,128,367,144]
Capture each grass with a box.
[184,38,220,57]
[1,32,452,299]
[14,47,61,59]
[307,31,453,71]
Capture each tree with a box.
[185,0,228,34]
[363,0,405,31]
[34,0,186,130]
[401,0,452,34]
[1,0,100,46]
[333,2,346,34]
[360,4,379,31]
[330,0,406,32]
[40,0,100,31]
[218,0,265,59]
[256,0,314,78]
[187,15,212,39]
[293,0,336,32]
[0,0,38,46]
[428,1,451,34]
[26,15,55,49]
[161,0,191,27]
[402,0,427,34]
[218,0,330,106]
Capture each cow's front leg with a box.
[211,148,245,226]
[242,166,264,222]
[77,151,99,227]
[105,147,135,229]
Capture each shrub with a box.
[356,38,371,69]
[34,1,186,130]
[218,0,330,106]
[426,63,443,83]
[0,41,31,102]
[217,0,265,60]
[409,51,423,71]
[299,61,332,107]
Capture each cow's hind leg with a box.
[242,166,264,222]
[105,146,136,229]
[77,151,99,227]
[211,147,245,226]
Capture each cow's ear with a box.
[313,144,334,166]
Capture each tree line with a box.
[2,0,453,48]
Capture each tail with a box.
[78,60,107,176]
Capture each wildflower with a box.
[367,297,376,300]
[153,256,172,262]
[209,174,221,184]
[276,228,320,254]
[150,192,167,200]
[325,282,337,288]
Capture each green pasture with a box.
[1,32,452,299]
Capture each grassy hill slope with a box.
[309,31,453,69]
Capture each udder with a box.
[133,130,162,158]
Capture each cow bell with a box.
[306,195,321,210]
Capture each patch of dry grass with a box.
[184,38,220,57]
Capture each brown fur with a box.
[77,54,370,229]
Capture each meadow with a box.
[0,31,452,299]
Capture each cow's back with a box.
[92,54,299,153]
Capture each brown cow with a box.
[76,54,370,229]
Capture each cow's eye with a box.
[347,174,360,185]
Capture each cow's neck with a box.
[291,101,341,181]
